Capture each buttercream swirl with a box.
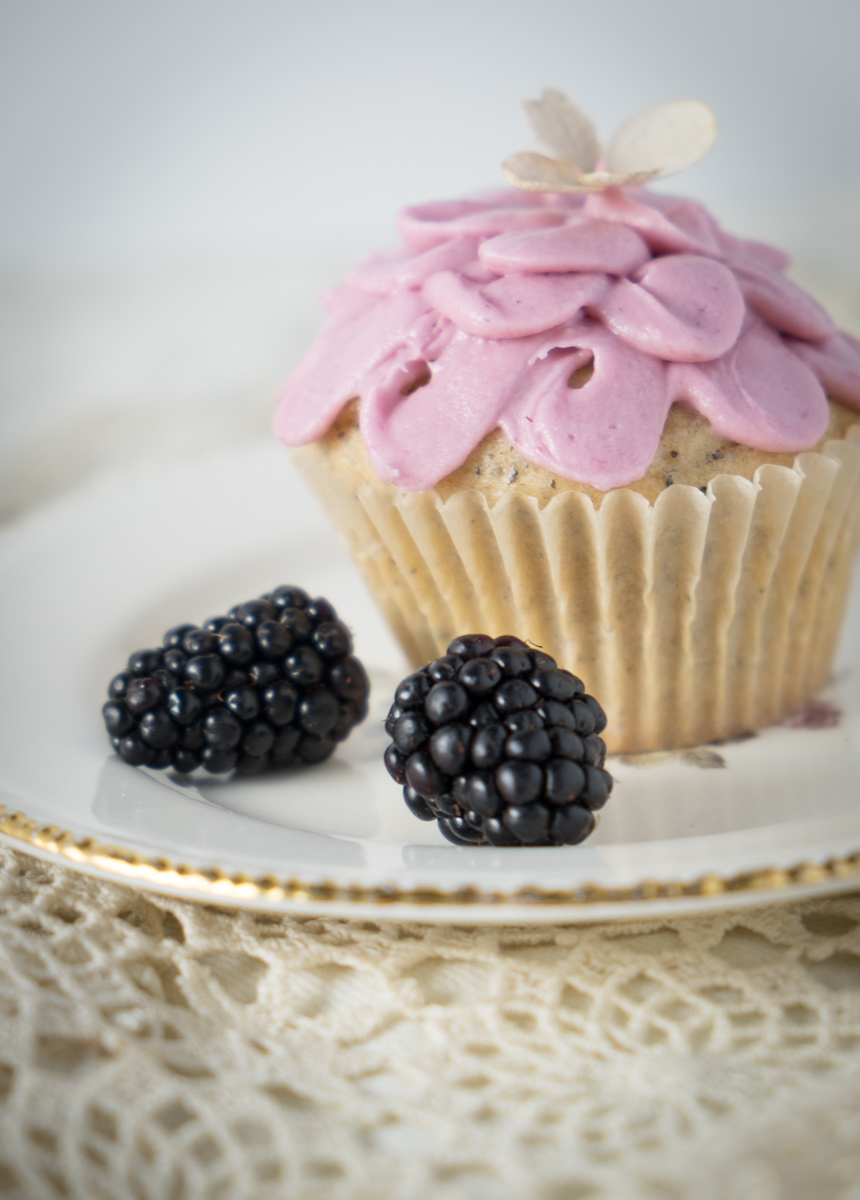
[274,187,860,491]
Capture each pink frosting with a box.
[274,187,860,491]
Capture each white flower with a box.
[504,90,718,193]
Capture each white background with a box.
[2,0,860,510]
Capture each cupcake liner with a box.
[294,428,860,753]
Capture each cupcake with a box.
[274,92,860,753]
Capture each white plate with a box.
[1,440,859,923]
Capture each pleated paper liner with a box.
[294,428,860,753]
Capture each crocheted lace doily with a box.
[0,843,858,1200]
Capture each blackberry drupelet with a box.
[384,635,612,846]
[103,585,369,776]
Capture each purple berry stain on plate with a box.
[102,585,369,776]
[383,634,613,846]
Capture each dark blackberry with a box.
[224,687,260,722]
[172,748,200,775]
[182,628,218,657]
[201,746,239,774]
[203,708,244,751]
[102,701,134,738]
[103,585,369,776]
[164,624,196,649]
[312,621,352,659]
[201,615,231,634]
[125,677,163,715]
[108,671,132,700]
[231,598,278,628]
[242,721,275,757]
[279,607,313,641]
[298,688,339,736]
[256,620,292,660]
[249,661,280,690]
[384,635,611,846]
[163,648,187,675]
[127,649,163,676]
[305,598,336,624]
[330,656,371,700]
[268,585,310,611]
[284,646,324,687]
[118,734,154,766]
[214,624,255,672]
[166,687,203,726]
[138,710,179,749]
[263,681,299,726]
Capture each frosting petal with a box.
[273,289,431,443]
[422,270,609,339]
[359,330,541,489]
[787,332,860,407]
[501,322,671,490]
[596,254,745,361]
[717,230,791,273]
[732,265,835,342]
[583,188,722,256]
[398,202,565,252]
[479,220,651,277]
[668,320,829,450]
[347,237,479,296]
[635,193,724,255]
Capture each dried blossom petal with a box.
[505,93,717,195]
[504,154,657,194]
[502,152,588,193]
[604,100,718,180]
[523,89,601,172]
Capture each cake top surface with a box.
[274,94,860,491]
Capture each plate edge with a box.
[2,803,859,911]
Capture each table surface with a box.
[1,262,860,1200]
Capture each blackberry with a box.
[103,586,369,776]
[384,635,611,846]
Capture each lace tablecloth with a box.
[0,842,858,1200]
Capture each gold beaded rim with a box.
[1,804,859,909]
